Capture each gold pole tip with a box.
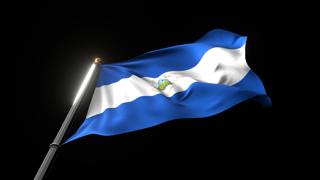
[94,57,102,64]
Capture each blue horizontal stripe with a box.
[64,70,270,144]
[96,29,247,87]
[196,28,247,48]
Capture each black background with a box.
[14,2,292,179]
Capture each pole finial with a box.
[94,57,102,64]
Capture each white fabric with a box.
[87,45,250,119]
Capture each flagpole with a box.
[34,58,102,180]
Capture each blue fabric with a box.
[65,71,271,143]
[64,29,270,144]
[96,29,246,87]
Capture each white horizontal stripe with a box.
[87,45,250,118]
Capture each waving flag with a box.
[65,29,271,143]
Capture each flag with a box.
[65,29,271,143]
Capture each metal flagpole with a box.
[34,58,102,180]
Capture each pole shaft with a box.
[34,147,58,180]
[34,62,100,180]
[34,99,82,180]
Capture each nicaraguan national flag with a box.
[65,29,271,143]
